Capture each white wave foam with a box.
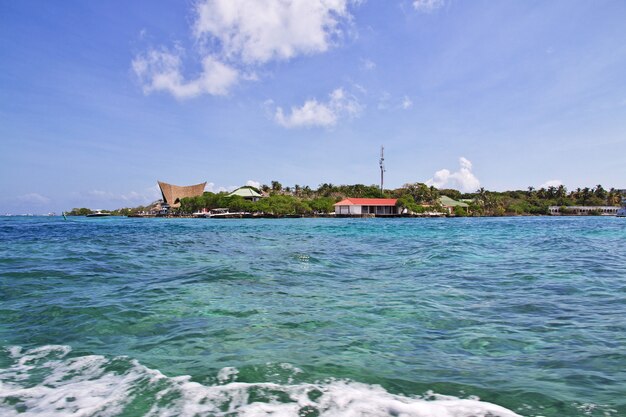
[217,366,239,383]
[0,345,522,417]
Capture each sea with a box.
[1,216,625,417]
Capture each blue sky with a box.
[1,0,625,214]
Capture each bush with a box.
[453,206,468,217]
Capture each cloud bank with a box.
[273,88,362,128]
[133,0,356,99]
[426,157,480,192]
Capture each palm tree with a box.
[271,180,282,193]
[581,187,591,205]
[594,184,607,200]
[607,188,621,205]
[317,183,335,197]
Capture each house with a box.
[228,186,263,202]
[439,196,469,214]
[334,198,399,216]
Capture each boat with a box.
[617,198,626,217]
[86,211,112,218]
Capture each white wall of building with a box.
[335,205,362,215]
[549,206,620,215]
[336,205,398,215]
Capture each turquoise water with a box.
[1,216,625,417]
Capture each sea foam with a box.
[0,345,522,417]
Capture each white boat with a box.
[86,210,111,217]
[206,208,229,218]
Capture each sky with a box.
[1,0,625,214]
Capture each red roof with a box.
[334,198,398,206]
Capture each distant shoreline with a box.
[45,213,621,219]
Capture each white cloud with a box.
[401,96,413,109]
[134,0,356,99]
[194,0,353,64]
[378,93,413,111]
[205,183,238,193]
[351,83,367,94]
[245,180,262,189]
[426,157,480,192]
[539,179,563,189]
[275,100,336,128]
[16,193,50,204]
[413,0,445,13]
[273,87,362,128]
[132,50,238,99]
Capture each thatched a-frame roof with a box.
[158,181,206,208]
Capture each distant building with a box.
[334,198,399,216]
[228,187,263,202]
[548,206,620,215]
[157,181,206,212]
[439,196,469,214]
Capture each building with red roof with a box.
[334,198,399,216]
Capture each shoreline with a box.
[86,213,622,219]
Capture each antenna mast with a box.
[379,146,385,192]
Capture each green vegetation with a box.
[177,192,338,216]
[454,184,622,216]
[453,206,468,217]
[66,208,95,216]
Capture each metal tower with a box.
[379,146,385,192]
